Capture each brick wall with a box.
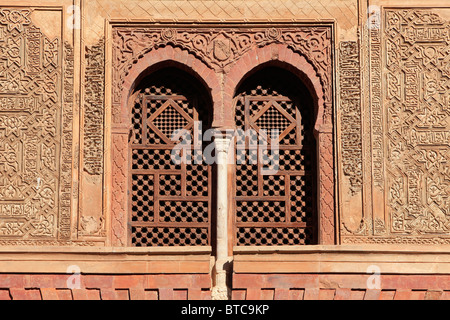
[232,274,450,300]
[0,274,211,300]
[0,273,449,300]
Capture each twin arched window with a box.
[128,66,317,247]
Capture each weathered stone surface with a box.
[0,0,447,300]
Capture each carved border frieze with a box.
[83,38,105,176]
[111,25,333,125]
[338,41,363,194]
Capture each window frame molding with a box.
[108,22,336,248]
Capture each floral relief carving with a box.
[112,25,332,123]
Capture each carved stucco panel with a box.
[385,9,450,236]
[343,8,450,244]
[0,8,62,241]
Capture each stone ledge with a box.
[0,246,212,274]
[0,246,212,254]
[233,245,450,274]
[234,244,450,254]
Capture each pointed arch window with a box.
[128,67,213,246]
[233,67,318,246]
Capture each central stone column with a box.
[211,134,232,300]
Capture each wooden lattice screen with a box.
[233,68,317,245]
[129,69,212,246]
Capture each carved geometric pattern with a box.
[236,201,286,223]
[111,134,128,246]
[131,226,209,246]
[129,69,211,246]
[254,102,293,141]
[131,174,154,223]
[186,161,209,197]
[151,102,190,140]
[159,174,182,196]
[235,151,259,197]
[159,201,208,223]
[0,8,70,242]
[234,68,316,246]
[236,226,312,246]
[385,9,450,236]
[318,132,334,243]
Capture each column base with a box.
[211,286,229,300]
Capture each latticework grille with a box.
[233,68,317,246]
[129,68,211,246]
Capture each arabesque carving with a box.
[385,10,450,235]
[339,41,362,194]
[83,38,105,176]
[344,8,450,244]
[112,26,332,123]
[0,8,68,242]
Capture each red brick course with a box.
[0,273,449,300]
[0,273,211,300]
[232,273,450,300]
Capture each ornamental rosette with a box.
[161,28,176,42]
[265,27,281,41]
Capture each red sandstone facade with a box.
[0,0,448,300]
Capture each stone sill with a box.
[0,245,212,255]
[3,245,450,274]
[233,245,450,274]
[0,246,212,274]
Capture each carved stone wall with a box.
[3,1,448,249]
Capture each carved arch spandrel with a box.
[111,25,333,127]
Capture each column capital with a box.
[214,136,232,154]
